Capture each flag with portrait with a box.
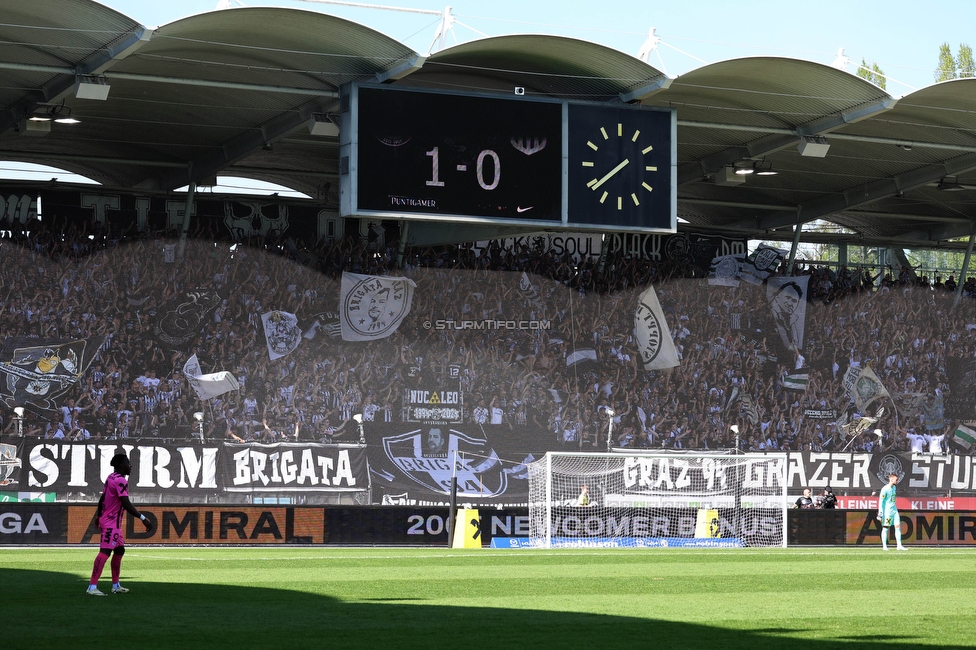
[339,273,417,342]
[766,275,809,353]
[846,366,890,414]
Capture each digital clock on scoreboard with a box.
[340,84,675,232]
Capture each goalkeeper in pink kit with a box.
[87,453,152,596]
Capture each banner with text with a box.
[6,440,367,497]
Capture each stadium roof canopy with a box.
[1,0,975,251]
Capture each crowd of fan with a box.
[1,215,974,456]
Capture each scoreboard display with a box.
[340,83,676,233]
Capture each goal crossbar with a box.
[527,451,788,548]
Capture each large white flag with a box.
[182,354,240,401]
[766,275,809,352]
[261,310,302,360]
[634,285,679,370]
[340,272,417,341]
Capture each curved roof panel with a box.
[0,2,972,249]
[421,35,666,100]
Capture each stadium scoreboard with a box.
[340,83,676,233]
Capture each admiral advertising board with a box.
[845,511,976,546]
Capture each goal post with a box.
[526,451,788,548]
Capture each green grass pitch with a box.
[2,547,974,649]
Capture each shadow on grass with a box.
[1,568,964,650]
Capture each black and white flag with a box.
[0,337,103,414]
[519,272,546,313]
[766,275,809,353]
[566,349,598,368]
[741,245,787,285]
[153,291,222,347]
[261,311,302,360]
[340,273,417,342]
[707,254,744,287]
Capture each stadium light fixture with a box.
[28,101,81,125]
[798,135,830,158]
[308,113,339,137]
[74,75,111,101]
[937,177,965,192]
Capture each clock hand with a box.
[589,158,630,191]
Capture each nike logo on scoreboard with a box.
[516,206,534,213]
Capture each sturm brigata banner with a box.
[5,440,367,497]
[1,438,974,502]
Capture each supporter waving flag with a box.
[634,285,679,370]
[848,366,890,414]
[261,310,302,360]
[740,244,787,285]
[519,272,546,313]
[182,354,240,401]
[0,337,103,415]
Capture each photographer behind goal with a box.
[818,486,837,509]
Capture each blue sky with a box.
[97,0,976,95]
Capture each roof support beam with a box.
[620,76,673,103]
[794,97,898,136]
[375,55,426,83]
[0,151,185,168]
[884,220,976,244]
[80,28,153,76]
[677,97,898,185]
[151,102,335,190]
[0,29,153,136]
[742,152,976,231]
[0,62,338,99]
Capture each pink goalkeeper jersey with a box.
[98,472,129,529]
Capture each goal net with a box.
[526,452,788,548]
